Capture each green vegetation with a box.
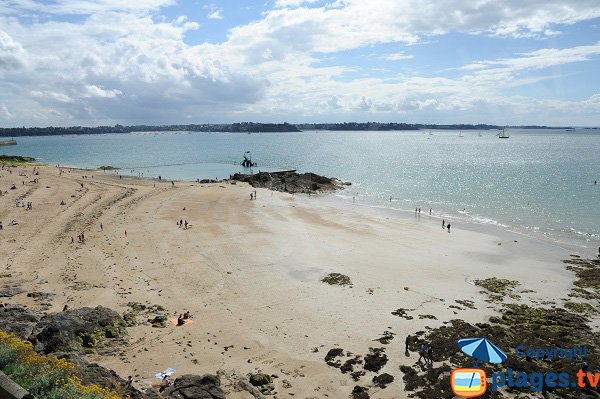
[0,155,43,166]
[563,257,600,300]
[321,273,352,286]
[564,300,597,314]
[474,277,520,301]
[0,329,126,399]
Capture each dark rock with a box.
[71,357,151,399]
[373,331,394,344]
[31,306,126,353]
[363,347,387,372]
[372,373,394,388]
[149,313,168,328]
[340,356,362,373]
[249,372,272,386]
[0,285,24,297]
[232,171,344,194]
[324,348,344,367]
[322,273,352,286]
[165,374,225,399]
[0,303,41,339]
[351,385,370,399]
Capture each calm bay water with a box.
[3,129,599,250]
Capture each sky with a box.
[1,0,600,127]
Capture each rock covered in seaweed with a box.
[31,306,127,353]
[231,170,347,194]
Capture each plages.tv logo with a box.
[450,338,507,398]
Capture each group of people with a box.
[442,219,451,233]
[177,311,193,326]
[177,219,189,229]
[406,335,435,367]
[71,232,86,243]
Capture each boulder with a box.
[0,285,24,297]
[165,374,225,399]
[372,373,394,388]
[30,306,126,353]
[0,304,40,340]
[249,372,272,386]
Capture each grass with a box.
[0,155,44,166]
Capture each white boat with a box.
[478,131,482,137]
[458,131,464,138]
[498,128,509,139]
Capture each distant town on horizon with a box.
[1,122,597,137]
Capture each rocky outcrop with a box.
[70,358,152,399]
[164,374,226,399]
[0,304,40,340]
[231,171,347,194]
[31,306,127,353]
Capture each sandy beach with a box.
[0,164,591,398]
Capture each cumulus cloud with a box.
[0,30,27,71]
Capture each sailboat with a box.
[458,131,464,138]
[478,131,482,137]
[498,128,509,139]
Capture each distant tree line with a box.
[0,121,571,137]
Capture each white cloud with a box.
[203,4,223,20]
[207,9,223,19]
[0,30,28,70]
[1,0,176,15]
[382,52,414,61]
[275,0,319,8]
[84,85,123,98]
[0,103,12,118]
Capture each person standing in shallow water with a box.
[447,224,451,233]
[442,219,445,229]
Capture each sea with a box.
[3,128,599,251]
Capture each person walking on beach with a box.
[442,219,445,229]
[254,190,257,199]
[418,343,427,363]
[429,208,432,215]
[427,346,433,366]
[418,207,421,213]
[100,223,103,231]
[71,236,74,244]
[184,220,188,229]
[124,230,127,237]
[405,335,411,353]
[447,224,451,233]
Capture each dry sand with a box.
[0,165,580,398]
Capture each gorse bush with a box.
[0,330,126,399]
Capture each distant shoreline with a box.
[1,122,592,137]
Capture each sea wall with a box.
[0,370,33,399]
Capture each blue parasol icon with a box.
[458,338,507,367]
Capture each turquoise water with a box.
[3,129,599,250]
